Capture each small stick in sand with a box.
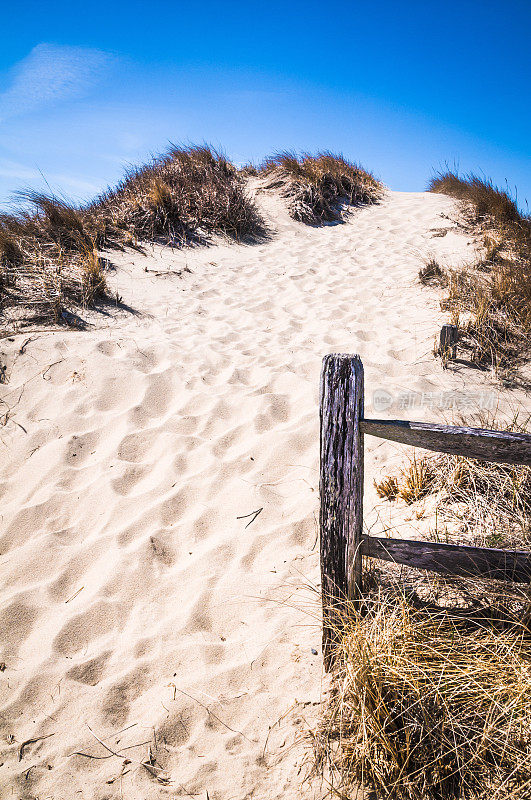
[65,585,84,603]
[82,725,170,784]
[174,688,254,743]
[236,507,263,528]
[19,733,55,761]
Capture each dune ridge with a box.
[0,186,523,798]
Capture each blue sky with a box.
[0,0,530,209]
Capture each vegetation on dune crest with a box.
[429,172,525,227]
[427,171,531,379]
[91,144,265,246]
[0,145,264,328]
[0,146,382,329]
[0,192,107,325]
[257,151,383,223]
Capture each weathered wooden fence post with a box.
[320,354,364,669]
[439,324,458,361]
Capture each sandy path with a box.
[0,189,516,798]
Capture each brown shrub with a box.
[429,171,524,227]
[419,257,447,286]
[0,194,106,325]
[90,144,265,246]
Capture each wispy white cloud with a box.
[0,43,113,121]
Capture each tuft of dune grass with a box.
[317,587,531,800]
[429,172,524,226]
[374,413,530,550]
[0,145,265,328]
[258,151,383,223]
[376,449,530,549]
[0,192,107,324]
[427,171,531,379]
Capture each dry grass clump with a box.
[428,172,531,378]
[239,162,259,177]
[259,151,383,223]
[1,192,107,324]
[429,172,524,227]
[0,145,264,328]
[90,144,265,246]
[419,257,447,287]
[376,455,438,504]
[440,256,530,376]
[375,417,530,549]
[318,588,531,800]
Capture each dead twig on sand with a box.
[236,507,263,528]
[18,733,55,761]
[64,585,84,604]
[42,360,63,381]
[174,687,254,743]
[73,724,171,785]
[71,740,151,760]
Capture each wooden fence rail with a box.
[320,353,531,668]
[360,535,531,583]
[361,419,531,466]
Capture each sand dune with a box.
[0,187,522,798]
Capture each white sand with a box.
[0,188,525,798]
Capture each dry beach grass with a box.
[427,172,531,379]
[0,192,107,324]
[316,584,531,800]
[91,144,265,246]
[0,148,384,331]
[342,413,531,799]
[258,151,383,223]
[374,415,531,549]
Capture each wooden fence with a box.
[320,353,531,667]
